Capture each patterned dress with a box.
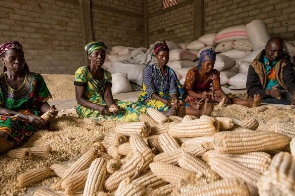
[0,72,52,145]
[74,66,146,122]
[137,64,185,112]
[184,67,222,104]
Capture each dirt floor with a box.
[1,74,295,195]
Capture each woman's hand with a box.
[26,115,46,129]
[100,106,111,116]
[199,92,208,99]
[161,98,172,107]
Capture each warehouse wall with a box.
[0,0,144,74]
[146,0,196,44]
[204,0,295,40]
[91,1,144,51]
[0,0,84,74]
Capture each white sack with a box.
[107,54,130,63]
[239,61,251,73]
[118,47,136,55]
[169,49,197,61]
[228,72,248,89]
[214,54,236,71]
[214,25,247,43]
[215,41,234,53]
[220,49,251,59]
[232,39,253,51]
[236,46,264,65]
[220,69,237,85]
[166,41,181,50]
[111,46,128,54]
[176,67,193,80]
[112,73,133,94]
[198,33,216,46]
[186,40,206,50]
[246,20,270,50]
[284,41,295,58]
[112,62,146,86]
[167,60,196,72]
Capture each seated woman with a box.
[0,41,57,154]
[74,41,145,122]
[184,48,261,108]
[138,41,213,117]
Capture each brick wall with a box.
[0,0,145,74]
[204,0,295,40]
[91,0,144,52]
[0,0,84,74]
[147,0,195,44]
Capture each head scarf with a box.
[197,48,216,69]
[85,41,107,56]
[0,41,23,57]
[154,41,169,55]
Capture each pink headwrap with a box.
[0,41,23,56]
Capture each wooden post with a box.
[193,0,204,39]
[143,0,149,48]
[79,0,93,63]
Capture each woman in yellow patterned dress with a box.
[74,41,146,122]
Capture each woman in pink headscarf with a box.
[0,41,57,154]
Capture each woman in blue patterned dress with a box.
[74,42,146,122]
[137,41,213,117]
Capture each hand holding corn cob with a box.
[108,104,121,114]
[41,105,58,123]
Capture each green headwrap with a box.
[85,41,107,56]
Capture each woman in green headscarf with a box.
[74,41,146,122]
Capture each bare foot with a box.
[177,106,186,118]
[252,94,261,107]
[164,106,177,117]
[0,137,14,154]
[202,98,214,116]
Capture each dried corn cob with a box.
[147,108,169,124]
[158,133,180,152]
[182,142,214,157]
[169,115,183,123]
[178,151,220,183]
[181,136,213,147]
[215,117,235,130]
[154,123,170,134]
[213,130,291,154]
[106,159,122,174]
[97,192,112,196]
[177,178,250,196]
[133,171,168,189]
[33,188,60,196]
[204,151,271,174]
[41,106,57,122]
[149,162,198,186]
[30,146,51,157]
[50,163,69,178]
[205,155,261,196]
[150,184,174,196]
[115,121,151,137]
[107,145,122,159]
[121,151,134,164]
[63,168,89,194]
[116,177,131,194]
[7,148,32,159]
[102,132,128,148]
[168,118,219,138]
[269,122,295,138]
[181,115,197,123]
[139,113,158,127]
[129,134,150,153]
[115,180,146,196]
[153,149,183,164]
[238,117,259,130]
[83,158,107,196]
[98,151,112,161]
[62,148,99,179]
[257,152,295,195]
[104,151,147,191]
[118,142,132,155]
[146,135,163,153]
[17,167,52,187]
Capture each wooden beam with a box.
[194,0,204,39]
[143,0,149,48]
